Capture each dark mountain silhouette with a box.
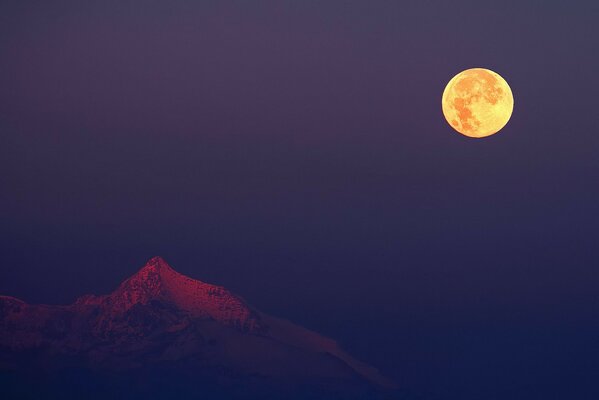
[0,257,400,399]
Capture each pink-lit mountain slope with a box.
[75,256,264,334]
[0,256,393,396]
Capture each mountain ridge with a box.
[75,256,264,333]
[0,256,394,397]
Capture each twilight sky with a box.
[1,1,599,399]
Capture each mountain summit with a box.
[0,257,394,399]
[76,256,263,333]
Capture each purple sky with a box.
[2,1,599,399]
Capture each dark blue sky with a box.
[1,1,599,398]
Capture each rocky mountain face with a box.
[0,257,397,399]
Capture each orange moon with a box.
[442,68,514,138]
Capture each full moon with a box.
[442,68,514,138]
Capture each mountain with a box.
[0,257,397,399]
